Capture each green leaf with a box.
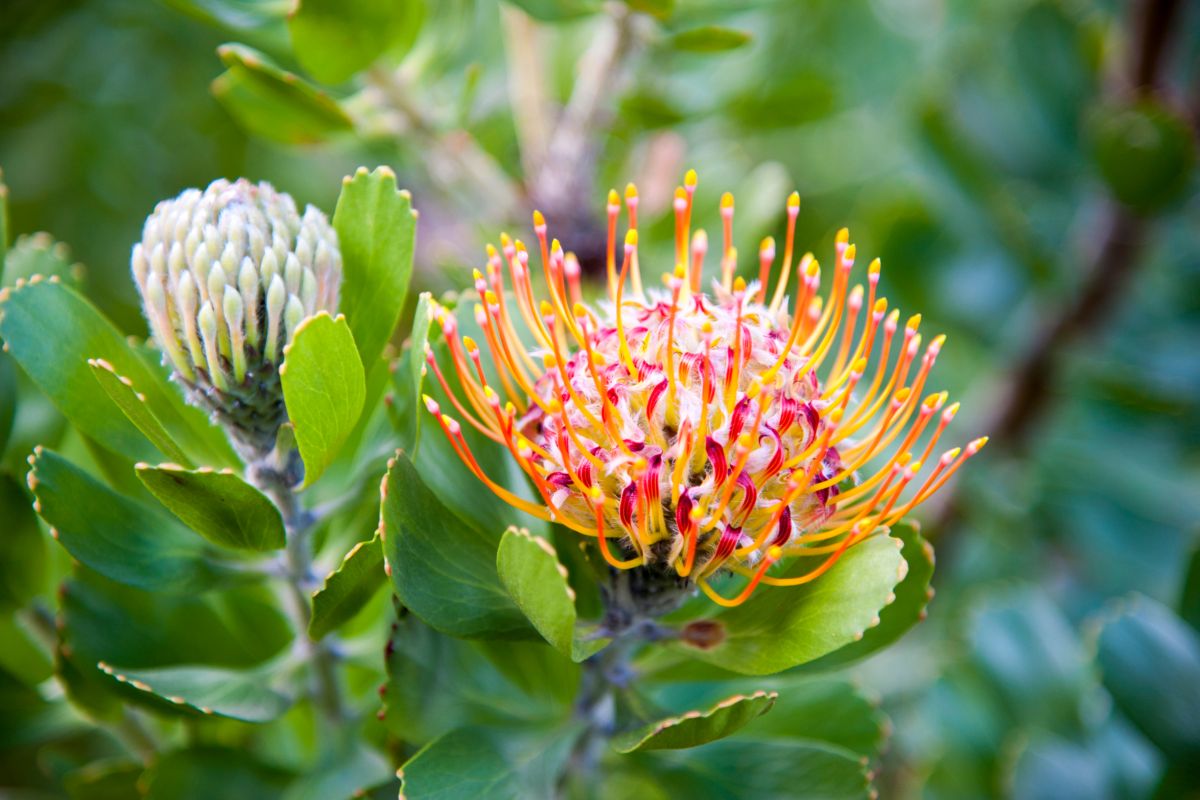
[397,291,434,450]
[279,312,366,488]
[2,232,85,289]
[95,662,292,722]
[0,614,53,686]
[332,166,417,373]
[0,352,15,458]
[1092,594,1200,761]
[637,738,873,799]
[399,726,578,800]
[648,677,888,758]
[308,532,385,639]
[381,451,534,639]
[0,472,46,611]
[288,0,425,85]
[625,0,673,20]
[1179,542,1200,631]
[281,739,393,800]
[28,449,226,593]
[612,691,776,753]
[502,0,601,22]
[669,26,752,53]
[0,279,211,463]
[61,569,293,670]
[797,521,934,671]
[145,748,292,800]
[136,464,286,552]
[1007,732,1110,800]
[496,527,609,661]
[967,586,1090,731]
[89,359,194,467]
[618,90,688,131]
[211,43,353,145]
[63,760,144,800]
[0,167,7,266]
[1089,99,1196,213]
[674,533,907,675]
[161,0,289,41]
[56,640,124,721]
[400,728,516,799]
[383,613,578,743]
[743,679,887,757]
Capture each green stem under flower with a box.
[556,567,688,796]
[251,455,346,725]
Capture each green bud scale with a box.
[132,179,341,458]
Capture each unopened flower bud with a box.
[132,178,342,459]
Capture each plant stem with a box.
[557,634,635,798]
[251,459,346,724]
[530,3,638,217]
[556,567,688,796]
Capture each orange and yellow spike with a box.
[424,171,984,608]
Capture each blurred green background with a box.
[2,0,1198,796]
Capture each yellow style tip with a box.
[684,169,698,187]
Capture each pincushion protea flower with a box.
[132,179,341,460]
[424,171,985,608]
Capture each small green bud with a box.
[132,178,342,459]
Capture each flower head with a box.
[132,179,341,459]
[425,171,984,608]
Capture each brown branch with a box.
[934,0,1188,528]
[530,6,637,211]
[988,206,1146,449]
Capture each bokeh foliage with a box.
[1,0,1198,797]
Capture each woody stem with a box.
[250,458,346,725]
